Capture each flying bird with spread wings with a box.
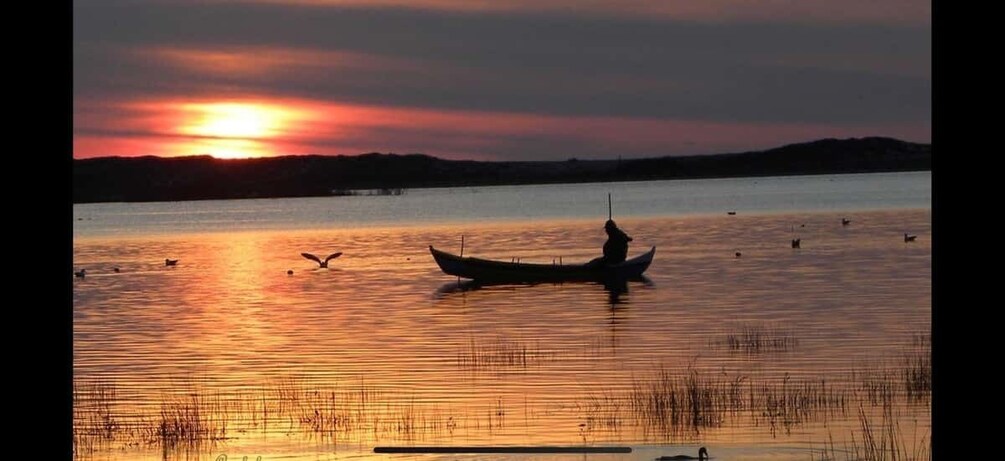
[301,252,343,268]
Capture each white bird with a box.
[301,252,343,268]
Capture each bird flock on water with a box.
[728,213,920,259]
[74,250,351,278]
[74,214,923,277]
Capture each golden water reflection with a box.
[73,210,931,460]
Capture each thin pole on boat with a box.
[460,235,465,257]
[608,193,612,220]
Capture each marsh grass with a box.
[578,389,624,434]
[72,376,469,457]
[749,374,848,437]
[74,346,930,456]
[625,366,732,439]
[710,323,798,354]
[154,391,229,450]
[73,380,119,456]
[457,336,556,370]
[901,334,931,403]
[268,376,458,441]
[854,334,931,407]
[814,405,931,461]
[581,365,859,441]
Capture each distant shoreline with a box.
[73,137,930,204]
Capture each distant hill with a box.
[73,137,930,203]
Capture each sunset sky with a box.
[73,0,931,161]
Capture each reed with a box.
[816,405,930,461]
[854,335,931,407]
[73,380,119,456]
[901,334,931,403]
[711,323,798,353]
[457,336,555,369]
[73,353,927,456]
[154,391,229,450]
[587,364,855,441]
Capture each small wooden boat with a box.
[429,245,656,283]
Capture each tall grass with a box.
[815,405,931,461]
[854,334,931,407]
[74,344,930,457]
[901,334,931,403]
[711,323,799,354]
[587,365,854,441]
[154,392,229,450]
[457,336,556,370]
[73,380,119,456]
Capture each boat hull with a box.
[429,246,656,283]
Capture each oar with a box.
[458,235,464,283]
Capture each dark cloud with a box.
[75,3,930,125]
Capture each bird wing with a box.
[301,253,322,264]
[325,252,343,263]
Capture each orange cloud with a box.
[145,46,420,78]
[73,95,929,160]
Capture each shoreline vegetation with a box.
[74,332,930,460]
[73,137,930,204]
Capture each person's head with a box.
[605,219,617,231]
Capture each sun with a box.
[177,102,291,158]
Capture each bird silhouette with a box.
[656,447,708,461]
[791,238,801,249]
[842,218,851,226]
[287,269,294,275]
[302,252,343,268]
[904,233,917,242]
[165,259,179,266]
[74,269,86,278]
[727,211,736,215]
[112,267,120,273]
[735,251,742,258]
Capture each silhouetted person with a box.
[589,220,633,267]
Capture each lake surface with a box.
[72,172,931,461]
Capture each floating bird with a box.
[904,233,917,242]
[74,269,86,278]
[735,251,742,258]
[656,447,708,461]
[842,218,851,226]
[301,252,343,268]
[791,238,801,249]
[287,269,294,275]
[727,211,736,215]
[112,267,120,273]
[165,259,179,266]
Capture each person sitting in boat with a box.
[588,219,633,266]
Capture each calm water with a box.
[73,172,931,461]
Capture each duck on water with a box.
[656,447,709,461]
